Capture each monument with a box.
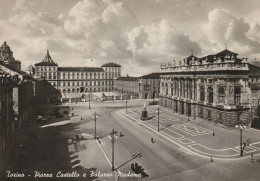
[141,104,149,120]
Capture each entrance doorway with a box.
[187,103,191,117]
[80,87,84,93]
[181,102,184,115]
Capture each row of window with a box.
[61,87,113,93]
[36,66,56,71]
[164,84,241,105]
[38,73,120,80]
[37,66,121,72]
[51,81,113,87]
[103,67,121,72]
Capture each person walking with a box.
[151,137,155,143]
[251,153,255,163]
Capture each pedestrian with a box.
[188,118,190,121]
[243,142,247,150]
[151,137,155,143]
[81,116,83,120]
[251,153,255,163]
[72,107,73,110]
[247,138,251,146]
[210,155,213,162]
[212,131,215,136]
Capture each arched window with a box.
[63,89,66,93]
[234,87,241,105]
[200,86,205,102]
[165,84,168,95]
[68,89,71,93]
[208,87,213,103]
[218,87,225,104]
[72,88,75,93]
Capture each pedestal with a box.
[141,109,149,120]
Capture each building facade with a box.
[114,76,140,98]
[0,42,21,71]
[139,73,160,99]
[34,50,121,96]
[159,49,260,127]
[0,73,15,157]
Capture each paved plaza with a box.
[120,105,260,159]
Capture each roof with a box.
[0,62,26,75]
[115,76,139,81]
[101,62,121,67]
[199,55,215,63]
[184,55,199,61]
[35,49,58,66]
[58,67,104,72]
[35,62,58,66]
[0,41,12,52]
[140,72,161,79]
[215,49,238,56]
[26,65,35,71]
[249,64,260,77]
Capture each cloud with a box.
[127,20,201,66]
[1,1,260,76]
[202,9,260,55]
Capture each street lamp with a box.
[89,93,91,109]
[158,106,160,131]
[75,92,77,104]
[235,124,246,156]
[125,95,128,114]
[109,129,118,171]
[92,112,98,139]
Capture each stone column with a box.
[173,79,175,96]
[213,79,218,104]
[197,79,200,101]
[225,80,229,105]
[204,83,208,103]
[178,79,181,97]
[184,79,187,98]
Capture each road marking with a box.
[234,146,258,153]
[119,110,260,160]
[172,123,212,136]
[188,144,240,157]
[178,138,194,145]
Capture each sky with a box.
[0,0,260,76]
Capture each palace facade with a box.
[34,50,121,95]
[160,49,260,127]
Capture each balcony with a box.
[160,62,249,73]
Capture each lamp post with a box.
[158,106,160,131]
[109,129,118,171]
[92,112,98,139]
[75,92,77,104]
[126,95,128,114]
[235,124,246,156]
[89,93,91,109]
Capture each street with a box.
[1,99,260,181]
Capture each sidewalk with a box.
[119,105,260,160]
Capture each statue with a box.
[141,103,149,120]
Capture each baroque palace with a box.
[34,50,121,95]
[160,49,260,127]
